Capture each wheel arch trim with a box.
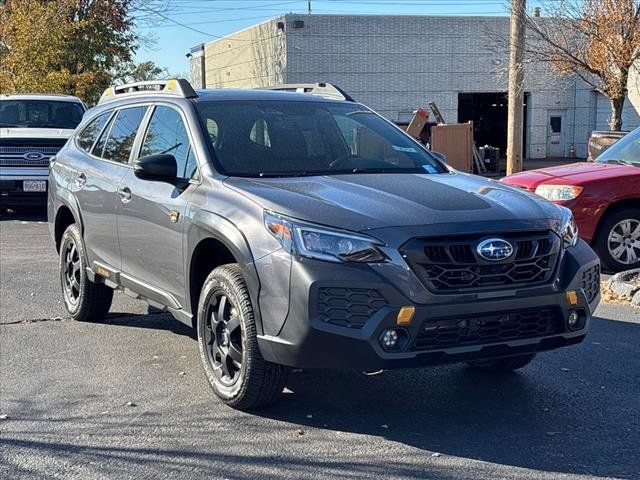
[186,210,263,334]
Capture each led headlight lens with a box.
[555,206,579,248]
[535,185,583,202]
[264,212,387,263]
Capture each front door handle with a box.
[117,186,132,203]
[75,172,86,188]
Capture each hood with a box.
[502,162,637,190]
[224,172,563,232]
[0,127,75,140]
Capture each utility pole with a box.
[308,0,311,14]
[506,0,526,175]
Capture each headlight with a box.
[535,185,583,202]
[264,212,387,263]
[554,207,579,248]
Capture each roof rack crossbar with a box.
[98,78,197,104]
[260,83,354,102]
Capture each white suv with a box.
[0,94,86,209]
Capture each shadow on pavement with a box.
[0,207,47,222]
[1,316,637,479]
[254,314,640,478]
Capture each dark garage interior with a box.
[458,92,528,158]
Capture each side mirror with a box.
[133,154,177,182]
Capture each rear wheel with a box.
[594,208,640,272]
[59,224,113,322]
[467,353,536,372]
[197,264,287,409]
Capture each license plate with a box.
[23,180,46,192]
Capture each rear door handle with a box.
[117,186,132,203]
[75,172,86,188]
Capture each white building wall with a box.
[200,14,640,159]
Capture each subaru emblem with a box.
[477,238,514,262]
[23,151,45,161]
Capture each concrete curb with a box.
[607,269,640,305]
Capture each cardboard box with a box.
[406,108,429,139]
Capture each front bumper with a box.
[256,240,600,369]
[0,169,49,207]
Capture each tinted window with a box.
[0,100,84,129]
[196,101,445,177]
[100,107,146,163]
[140,106,197,179]
[76,112,112,152]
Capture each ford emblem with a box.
[23,151,45,161]
[477,238,514,262]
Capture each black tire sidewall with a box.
[595,208,640,272]
[197,266,252,403]
[59,224,87,317]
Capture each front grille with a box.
[401,232,561,293]
[0,139,67,167]
[414,307,563,350]
[581,264,600,303]
[316,287,388,329]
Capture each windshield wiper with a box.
[257,171,310,177]
[602,158,637,167]
[0,123,21,127]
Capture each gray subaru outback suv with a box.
[49,79,600,409]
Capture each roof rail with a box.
[261,83,354,102]
[98,78,197,105]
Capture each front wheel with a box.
[197,264,287,409]
[59,224,113,322]
[467,353,536,372]
[594,208,640,272]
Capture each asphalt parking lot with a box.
[1,211,639,480]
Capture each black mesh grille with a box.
[401,232,560,293]
[414,308,563,350]
[581,264,600,303]
[316,287,387,329]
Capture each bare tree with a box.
[525,0,640,131]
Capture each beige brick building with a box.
[189,14,640,159]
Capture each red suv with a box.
[502,129,639,272]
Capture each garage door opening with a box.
[458,92,528,158]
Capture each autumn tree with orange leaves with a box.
[0,0,138,104]
[525,0,640,131]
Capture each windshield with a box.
[0,100,84,129]
[597,128,640,166]
[196,100,445,177]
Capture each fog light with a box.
[381,329,399,349]
[567,310,581,330]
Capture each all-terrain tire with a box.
[59,223,113,322]
[467,353,536,372]
[197,264,288,409]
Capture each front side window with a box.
[196,100,445,177]
[98,107,147,164]
[76,111,112,152]
[139,105,198,179]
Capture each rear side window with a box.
[76,112,112,152]
[98,107,147,164]
[139,105,198,179]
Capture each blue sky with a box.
[134,0,542,74]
